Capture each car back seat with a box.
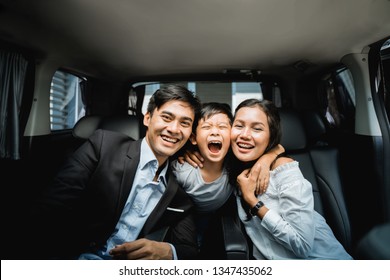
[304,111,352,251]
[281,110,352,252]
[222,109,352,259]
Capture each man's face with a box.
[144,100,195,165]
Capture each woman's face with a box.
[231,106,270,162]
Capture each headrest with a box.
[72,115,102,139]
[73,115,143,140]
[100,115,142,140]
[301,111,327,146]
[279,110,307,151]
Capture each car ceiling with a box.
[0,0,389,81]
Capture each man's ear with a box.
[189,133,197,145]
[143,112,151,127]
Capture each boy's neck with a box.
[200,160,224,183]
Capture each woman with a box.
[231,99,352,259]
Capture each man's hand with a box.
[109,239,173,260]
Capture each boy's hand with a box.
[177,150,204,168]
[251,144,285,195]
[251,159,270,195]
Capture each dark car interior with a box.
[1,0,390,261]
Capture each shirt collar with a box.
[140,138,169,186]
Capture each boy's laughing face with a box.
[191,113,231,164]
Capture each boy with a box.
[172,102,283,258]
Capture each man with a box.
[30,85,201,260]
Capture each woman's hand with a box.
[237,167,269,219]
[177,150,204,168]
[237,168,259,206]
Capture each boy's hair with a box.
[198,102,233,132]
[200,102,233,122]
[147,85,202,128]
[234,98,281,154]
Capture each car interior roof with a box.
[1,0,390,81]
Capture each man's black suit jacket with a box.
[31,129,198,259]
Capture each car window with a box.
[319,67,356,130]
[135,81,269,115]
[379,39,390,121]
[50,70,85,130]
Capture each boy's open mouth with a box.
[208,141,222,153]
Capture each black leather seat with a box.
[222,109,352,259]
[356,222,390,259]
[72,114,145,140]
[280,110,352,252]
